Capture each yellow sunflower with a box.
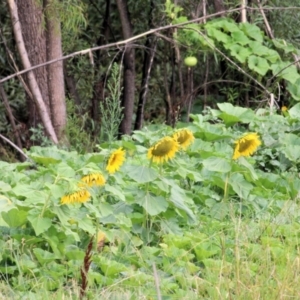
[106,148,126,174]
[172,128,195,150]
[233,133,261,160]
[61,189,91,205]
[147,136,180,164]
[80,173,106,187]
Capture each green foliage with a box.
[169,2,300,104]
[99,63,123,143]
[1,104,300,297]
[65,98,95,153]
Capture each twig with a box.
[0,133,28,160]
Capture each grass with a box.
[1,205,300,300]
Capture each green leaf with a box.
[202,157,231,173]
[287,79,300,101]
[105,185,125,201]
[56,162,76,177]
[237,157,258,181]
[136,193,168,216]
[217,103,254,126]
[170,186,195,220]
[1,209,27,227]
[231,31,250,45]
[97,258,127,277]
[194,123,232,141]
[249,41,271,56]
[125,165,158,183]
[248,55,269,76]
[239,23,263,42]
[282,145,300,162]
[0,181,11,192]
[27,214,52,235]
[206,27,230,44]
[271,62,300,84]
[287,102,300,118]
[12,184,49,205]
[228,44,251,63]
[229,173,253,199]
[33,248,57,265]
[272,38,296,54]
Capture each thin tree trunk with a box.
[7,0,58,143]
[134,38,157,130]
[45,0,67,142]
[116,0,135,135]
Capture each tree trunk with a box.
[45,0,67,142]
[16,0,50,119]
[7,0,58,143]
[116,0,135,136]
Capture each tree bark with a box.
[7,0,58,143]
[16,0,50,117]
[45,0,67,141]
[116,0,135,135]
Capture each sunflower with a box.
[233,133,261,160]
[106,148,126,174]
[61,189,91,205]
[80,173,106,187]
[172,128,195,150]
[147,136,180,164]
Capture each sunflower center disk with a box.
[238,139,252,152]
[152,140,174,156]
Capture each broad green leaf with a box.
[0,196,15,213]
[1,209,27,227]
[217,103,254,125]
[105,185,125,201]
[271,62,300,84]
[272,38,296,54]
[125,165,158,183]
[12,184,49,205]
[237,157,258,181]
[0,181,11,192]
[136,193,168,216]
[239,23,263,42]
[282,145,300,162]
[248,55,269,76]
[287,79,300,101]
[287,102,300,118]
[170,186,195,220]
[231,31,250,45]
[56,162,76,177]
[27,214,52,235]
[202,157,231,173]
[194,123,232,141]
[228,44,251,63]
[229,173,253,199]
[97,258,127,277]
[249,41,271,56]
[282,133,300,146]
[33,248,57,265]
[29,155,61,166]
[206,27,230,44]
